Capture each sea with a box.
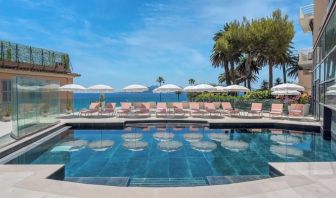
[73,92,188,111]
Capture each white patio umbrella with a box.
[223,85,250,92]
[59,84,86,92]
[271,90,301,96]
[327,84,336,91]
[271,83,305,92]
[87,84,114,109]
[215,86,227,92]
[183,85,196,93]
[326,90,336,95]
[123,84,148,92]
[154,84,182,102]
[192,84,217,92]
[17,85,41,91]
[41,83,60,91]
[153,84,182,93]
[87,84,114,93]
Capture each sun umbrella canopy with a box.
[123,84,148,92]
[183,85,196,92]
[223,85,250,92]
[59,84,86,92]
[88,84,114,93]
[17,85,41,91]
[192,84,217,92]
[41,83,60,90]
[271,90,301,96]
[271,83,305,91]
[88,140,115,152]
[215,86,227,92]
[327,84,336,91]
[326,90,336,95]
[153,84,182,93]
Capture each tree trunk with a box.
[230,61,235,84]
[246,54,252,88]
[282,65,287,83]
[224,61,231,86]
[247,79,251,89]
[269,62,273,89]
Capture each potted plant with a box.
[42,104,50,117]
[99,94,105,110]
[2,106,11,122]
[66,102,73,114]
[299,93,310,116]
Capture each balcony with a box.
[0,40,73,74]
[298,48,313,69]
[299,4,314,33]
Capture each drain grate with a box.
[129,177,208,187]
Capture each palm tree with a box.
[156,76,165,101]
[156,76,165,86]
[287,62,301,79]
[274,77,282,85]
[211,36,231,86]
[211,21,243,86]
[235,56,261,89]
[260,80,269,90]
[262,10,295,89]
[188,78,195,85]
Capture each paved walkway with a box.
[0,162,335,197]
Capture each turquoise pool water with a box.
[7,125,336,186]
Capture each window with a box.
[326,48,336,80]
[2,80,11,103]
[326,81,336,108]
[314,65,320,81]
[325,9,336,54]
[320,83,325,104]
[321,62,325,82]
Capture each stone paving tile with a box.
[0,187,46,198]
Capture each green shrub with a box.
[243,90,272,99]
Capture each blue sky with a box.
[0,0,312,90]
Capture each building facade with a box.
[309,0,336,139]
[0,40,80,118]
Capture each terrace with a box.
[0,40,79,75]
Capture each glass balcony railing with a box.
[0,40,72,73]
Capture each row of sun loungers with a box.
[78,102,305,118]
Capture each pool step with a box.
[207,175,271,185]
[129,177,208,187]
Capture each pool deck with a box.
[0,162,336,198]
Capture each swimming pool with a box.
[6,124,336,187]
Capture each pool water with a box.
[7,124,336,186]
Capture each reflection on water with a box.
[153,132,174,141]
[121,133,143,141]
[221,140,249,152]
[270,135,300,145]
[191,141,217,152]
[123,141,148,151]
[270,145,303,159]
[88,140,115,152]
[7,126,336,179]
[183,133,203,142]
